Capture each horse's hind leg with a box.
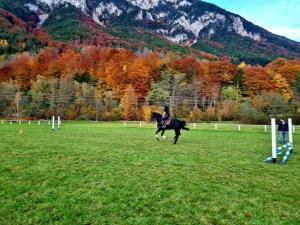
[174,129,180,144]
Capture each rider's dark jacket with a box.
[162,106,170,120]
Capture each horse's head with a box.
[151,112,162,122]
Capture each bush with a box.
[239,101,267,124]
[103,108,122,121]
[78,106,96,120]
[202,106,218,122]
[189,107,202,122]
[218,100,239,121]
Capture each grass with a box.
[1,121,300,225]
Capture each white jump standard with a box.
[264,118,294,164]
[52,116,61,130]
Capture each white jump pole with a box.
[281,118,294,164]
[271,118,277,162]
[52,116,55,130]
[288,118,293,146]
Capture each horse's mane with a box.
[152,112,162,118]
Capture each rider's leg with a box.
[162,120,166,128]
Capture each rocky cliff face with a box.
[1,0,300,64]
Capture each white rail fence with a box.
[1,119,51,125]
[122,121,298,133]
[1,119,298,133]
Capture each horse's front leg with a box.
[155,129,162,141]
[161,129,167,140]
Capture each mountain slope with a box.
[0,8,48,55]
[1,0,300,64]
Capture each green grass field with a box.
[1,122,300,225]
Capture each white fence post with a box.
[52,116,55,130]
[293,125,296,134]
[194,123,196,129]
[58,116,61,129]
[140,121,142,127]
[238,125,241,132]
[1,120,3,124]
[264,125,267,133]
[29,121,31,125]
[38,121,41,125]
[48,120,50,125]
[124,121,127,126]
[19,120,21,125]
[215,124,218,130]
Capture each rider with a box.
[162,105,171,128]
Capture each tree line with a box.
[1,46,300,123]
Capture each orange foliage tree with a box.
[243,65,275,96]
[35,48,58,78]
[11,53,37,89]
[97,49,159,98]
[265,58,300,85]
[191,58,236,106]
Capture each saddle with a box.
[165,118,172,126]
[162,118,172,127]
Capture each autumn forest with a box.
[1,44,300,123]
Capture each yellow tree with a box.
[189,106,202,122]
[266,58,300,85]
[121,84,139,120]
[142,104,152,121]
[273,74,293,99]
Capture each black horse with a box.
[151,112,190,144]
